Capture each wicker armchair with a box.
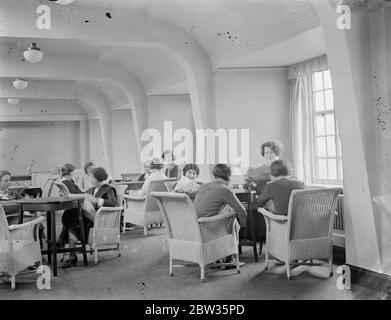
[122,179,173,235]
[42,176,60,197]
[54,181,123,264]
[165,181,178,192]
[259,188,341,280]
[0,204,45,290]
[151,192,240,282]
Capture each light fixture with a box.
[23,43,44,63]
[13,79,28,90]
[49,0,75,4]
[7,98,19,105]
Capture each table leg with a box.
[18,204,23,224]
[78,200,88,266]
[249,194,258,262]
[46,210,52,265]
[50,208,58,277]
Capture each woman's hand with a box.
[84,193,97,204]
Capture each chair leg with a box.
[264,251,269,271]
[94,248,98,265]
[259,241,263,255]
[117,243,121,257]
[10,275,16,290]
[169,258,173,277]
[286,262,291,280]
[122,220,126,235]
[200,266,205,282]
[143,227,148,236]
[235,253,240,274]
[329,259,333,277]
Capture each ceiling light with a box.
[7,98,20,105]
[13,79,28,90]
[23,43,44,63]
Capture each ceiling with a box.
[1,0,325,113]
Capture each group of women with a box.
[0,140,302,269]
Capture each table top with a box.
[14,196,83,204]
[115,181,144,186]
[231,188,256,194]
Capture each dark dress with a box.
[165,165,180,179]
[60,179,91,243]
[85,184,117,208]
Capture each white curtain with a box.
[289,55,328,184]
[289,76,313,184]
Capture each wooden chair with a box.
[151,192,241,282]
[53,181,123,264]
[259,188,341,280]
[122,179,174,235]
[0,204,45,290]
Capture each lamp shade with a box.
[7,98,19,105]
[50,0,75,4]
[13,79,28,90]
[23,43,44,63]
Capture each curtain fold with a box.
[290,75,313,184]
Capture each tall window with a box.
[311,69,343,185]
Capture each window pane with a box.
[325,114,335,135]
[318,159,328,180]
[339,159,343,180]
[316,137,327,157]
[337,137,342,157]
[314,72,323,90]
[314,92,324,111]
[327,136,336,157]
[325,89,334,110]
[316,115,326,136]
[328,159,337,180]
[324,70,332,89]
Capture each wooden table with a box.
[232,188,260,262]
[115,181,144,193]
[15,196,88,276]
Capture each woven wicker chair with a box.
[42,176,60,197]
[151,192,240,282]
[54,181,123,264]
[259,188,341,280]
[122,179,173,235]
[0,204,45,290]
[165,181,178,192]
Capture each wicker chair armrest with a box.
[258,208,288,222]
[8,216,45,231]
[123,194,146,202]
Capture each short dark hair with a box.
[83,161,95,174]
[261,141,283,157]
[61,163,75,177]
[270,160,289,177]
[91,167,108,182]
[0,170,11,181]
[212,164,231,181]
[183,164,200,176]
[162,150,175,161]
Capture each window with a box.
[311,70,343,185]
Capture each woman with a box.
[131,158,167,198]
[162,150,181,179]
[77,161,95,192]
[0,170,24,201]
[174,163,200,200]
[137,160,152,182]
[59,166,117,268]
[246,141,295,195]
[194,164,246,219]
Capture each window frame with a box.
[310,70,343,186]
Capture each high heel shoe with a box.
[62,255,78,269]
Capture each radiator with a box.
[334,194,344,231]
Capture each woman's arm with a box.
[256,184,272,208]
[221,188,247,219]
[101,189,117,207]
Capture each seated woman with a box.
[174,163,200,200]
[162,150,181,179]
[194,164,246,219]
[76,161,95,192]
[246,140,295,195]
[59,166,117,268]
[257,160,304,216]
[0,170,24,201]
[137,160,152,182]
[130,158,167,199]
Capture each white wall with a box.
[112,110,140,178]
[147,94,195,158]
[88,118,108,170]
[0,120,81,175]
[215,69,290,170]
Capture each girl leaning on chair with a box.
[57,164,117,268]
